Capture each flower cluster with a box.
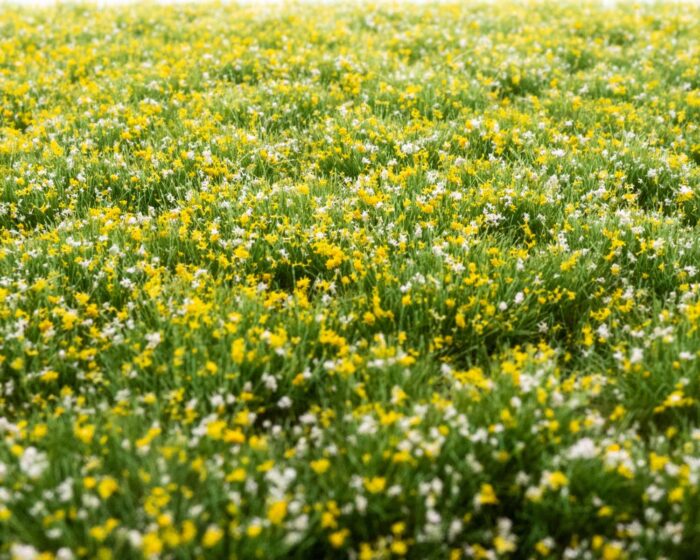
[1,1,700,559]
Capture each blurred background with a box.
[0,0,686,7]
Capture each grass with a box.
[0,1,700,559]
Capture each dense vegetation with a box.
[1,2,700,558]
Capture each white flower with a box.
[10,544,38,560]
[567,438,598,460]
[278,396,292,409]
[630,347,644,364]
[400,142,418,155]
[596,323,610,340]
[145,332,161,349]
[127,530,143,548]
[19,447,48,480]
[56,549,74,560]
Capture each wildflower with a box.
[10,544,39,560]
[474,484,499,507]
[329,529,350,548]
[202,526,223,548]
[364,477,386,494]
[1,3,699,559]
[567,438,597,460]
[311,459,331,474]
[19,448,48,480]
[247,524,262,538]
[141,533,162,557]
[546,471,569,491]
[97,477,119,500]
[267,500,288,525]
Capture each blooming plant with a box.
[0,1,700,559]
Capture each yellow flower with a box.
[74,423,95,444]
[391,540,408,555]
[493,535,516,554]
[224,428,245,444]
[649,452,669,472]
[267,500,288,525]
[142,532,163,557]
[547,471,569,490]
[668,487,684,503]
[206,420,226,439]
[363,477,386,494]
[10,358,24,371]
[39,370,59,383]
[61,310,79,330]
[231,338,246,364]
[181,520,197,543]
[329,529,350,548]
[247,524,262,538]
[226,468,247,482]
[97,477,119,500]
[475,483,499,506]
[535,540,551,555]
[202,525,223,548]
[310,459,331,474]
[602,543,623,560]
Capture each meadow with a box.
[0,1,700,558]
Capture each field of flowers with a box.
[1,1,700,558]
